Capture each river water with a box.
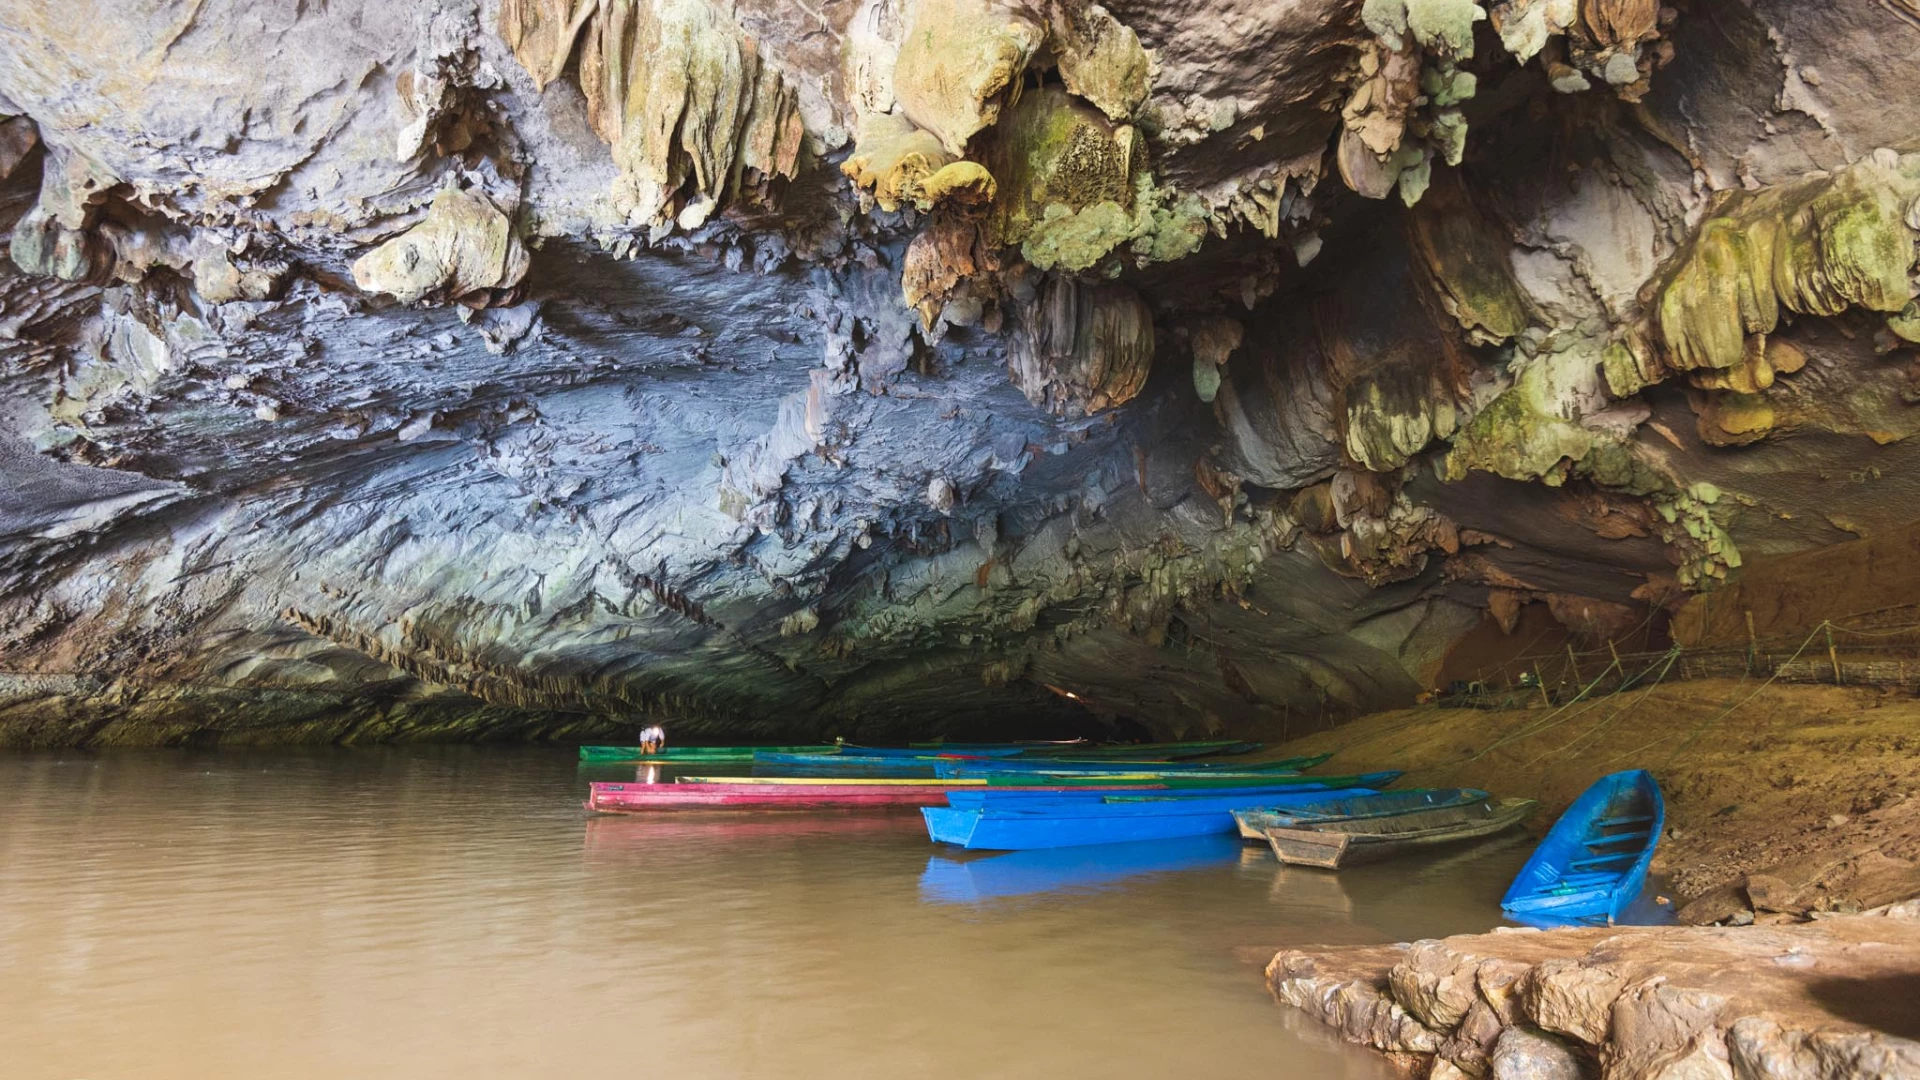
[0,747,1536,1080]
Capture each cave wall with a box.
[0,0,1916,745]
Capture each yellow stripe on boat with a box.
[675,776,990,786]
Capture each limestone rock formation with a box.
[1270,909,1920,1080]
[0,0,1917,743]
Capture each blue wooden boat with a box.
[923,777,1397,850]
[1501,770,1664,926]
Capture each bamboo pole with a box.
[1746,610,1758,674]
[1827,623,1843,685]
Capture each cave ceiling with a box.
[0,0,1917,743]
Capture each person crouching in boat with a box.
[638,725,667,755]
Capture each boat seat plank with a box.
[1597,815,1656,827]
[1583,830,1651,847]
[1570,853,1636,871]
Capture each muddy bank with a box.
[1269,679,1920,918]
[1266,904,1920,1079]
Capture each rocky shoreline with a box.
[1266,904,1920,1079]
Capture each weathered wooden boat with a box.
[946,779,1378,808]
[587,779,988,811]
[578,744,834,763]
[909,739,1089,750]
[1262,796,1539,868]
[922,774,1398,850]
[585,777,1210,812]
[755,750,980,768]
[919,835,1243,904]
[975,757,1332,784]
[1501,770,1664,925]
[937,753,1329,779]
[1012,739,1262,761]
[678,775,999,786]
[1231,788,1491,840]
[837,745,1025,758]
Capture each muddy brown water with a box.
[0,748,1537,1079]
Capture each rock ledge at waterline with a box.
[1267,903,1920,1080]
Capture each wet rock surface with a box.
[0,0,1917,743]
[1268,905,1920,1079]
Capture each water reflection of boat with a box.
[918,834,1243,904]
[1265,864,1357,914]
[582,811,921,855]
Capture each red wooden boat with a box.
[584,780,1166,812]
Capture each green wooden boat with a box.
[1014,739,1261,761]
[983,760,1338,789]
[969,753,1332,784]
[577,744,836,763]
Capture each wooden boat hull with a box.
[1232,788,1491,840]
[922,784,1391,850]
[1262,797,1538,868]
[588,780,992,811]
[755,751,983,768]
[1501,770,1664,925]
[939,753,1330,779]
[1014,740,1263,761]
[586,779,1177,812]
[948,774,1399,809]
[577,744,832,763]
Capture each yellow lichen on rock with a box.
[979,88,1142,271]
[893,0,1044,156]
[1049,2,1152,123]
[841,113,996,212]
[351,187,530,305]
[499,0,596,90]
[1655,151,1920,387]
[1408,169,1530,344]
[499,0,804,232]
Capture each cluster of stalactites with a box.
[1338,0,1672,206]
[499,0,805,234]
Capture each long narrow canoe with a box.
[1502,770,1664,926]
[1231,788,1492,840]
[924,785,1389,850]
[578,745,834,763]
[586,779,1182,811]
[1264,797,1539,868]
[938,753,1331,779]
[948,776,1399,808]
[835,745,1026,758]
[678,775,994,786]
[1016,740,1262,761]
[910,740,1089,750]
[756,751,984,768]
[588,780,985,811]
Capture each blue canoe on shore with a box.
[923,774,1399,850]
[1501,769,1664,926]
